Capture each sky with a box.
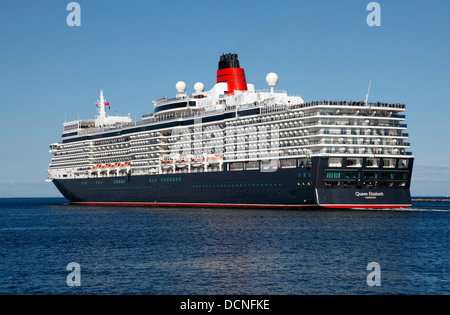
[0,0,449,197]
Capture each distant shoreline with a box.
[412,198,450,202]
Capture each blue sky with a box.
[0,0,449,197]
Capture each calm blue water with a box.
[0,198,449,295]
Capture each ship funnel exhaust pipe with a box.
[217,53,247,95]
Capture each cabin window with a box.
[343,172,359,179]
[245,161,259,170]
[326,172,341,179]
[328,158,343,167]
[346,158,362,168]
[230,163,244,171]
[382,159,396,168]
[325,181,339,187]
[261,160,278,171]
[399,159,409,168]
[380,172,395,180]
[363,172,377,179]
[366,158,380,168]
[299,159,312,168]
[280,159,296,168]
[393,172,409,180]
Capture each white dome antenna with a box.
[266,72,279,94]
[176,81,187,95]
[194,82,205,93]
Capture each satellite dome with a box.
[194,82,205,93]
[266,72,279,88]
[176,81,187,94]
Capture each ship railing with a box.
[312,138,410,146]
[319,130,407,137]
[255,89,288,94]
[318,121,407,128]
[52,155,90,162]
[317,111,406,119]
[78,102,271,136]
[304,100,406,109]
[260,104,290,114]
[153,95,190,106]
[77,100,407,137]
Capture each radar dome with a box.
[176,81,187,94]
[266,72,279,88]
[194,82,205,93]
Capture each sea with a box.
[0,197,449,296]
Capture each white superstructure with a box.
[48,66,412,182]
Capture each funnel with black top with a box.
[217,53,248,95]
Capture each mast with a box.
[98,90,106,119]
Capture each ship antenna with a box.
[365,80,372,106]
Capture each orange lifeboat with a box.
[191,156,205,167]
[176,157,189,168]
[161,158,174,169]
[208,154,224,164]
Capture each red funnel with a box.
[216,54,247,95]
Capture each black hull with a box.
[53,157,413,209]
[54,168,318,209]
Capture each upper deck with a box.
[61,98,408,143]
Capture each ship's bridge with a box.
[152,79,304,118]
[152,81,230,117]
[153,95,198,115]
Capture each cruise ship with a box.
[47,53,414,209]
